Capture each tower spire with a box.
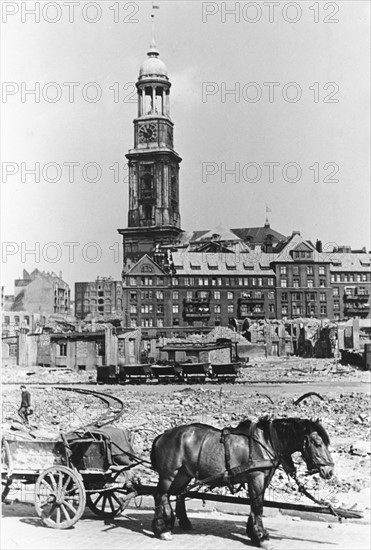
[148,2,160,57]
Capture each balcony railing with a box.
[139,189,156,201]
[344,291,370,301]
[183,299,210,318]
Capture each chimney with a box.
[316,240,323,252]
[292,230,300,236]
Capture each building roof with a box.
[327,253,371,272]
[172,251,275,276]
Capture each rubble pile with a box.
[2,384,370,513]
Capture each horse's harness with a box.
[194,422,281,493]
[193,422,335,508]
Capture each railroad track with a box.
[55,386,125,427]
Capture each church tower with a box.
[118,16,182,270]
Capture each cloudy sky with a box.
[2,1,370,294]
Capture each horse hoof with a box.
[260,542,274,550]
[160,532,172,541]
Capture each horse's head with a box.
[301,421,334,480]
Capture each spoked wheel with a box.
[35,466,86,529]
[86,487,135,518]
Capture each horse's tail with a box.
[150,433,162,472]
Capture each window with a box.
[333,287,339,297]
[141,318,153,327]
[130,319,137,328]
[349,274,354,282]
[359,287,367,295]
[282,305,288,315]
[96,342,105,356]
[280,266,287,275]
[157,277,164,285]
[255,291,262,299]
[268,278,274,286]
[157,318,164,327]
[186,291,193,301]
[172,291,179,301]
[320,279,326,287]
[268,291,275,300]
[129,277,136,286]
[141,290,153,300]
[140,277,153,286]
[172,278,179,286]
[172,304,179,314]
[307,279,314,288]
[320,305,327,315]
[24,316,29,325]
[130,305,137,314]
[14,316,20,323]
[238,278,243,286]
[227,304,234,313]
[227,292,233,300]
[199,291,209,299]
[331,274,335,283]
[307,266,314,275]
[9,343,17,356]
[320,293,326,302]
[214,304,221,313]
[58,343,67,356]
[157,304,164,314]
[141,304,153,314]
[130,291,137,301]
[251,278,256,286]
[293,266,299,275]
[333,302,340,310]
[258,278,263,286]
[281,292,288,301]
[319,266,325,275]
[214,291,221,300]
[156,290,163,300]
[293,279,299,288]
[362,274,367,281]
[4,316,10,324]
[281,279,287,287]
[269,304,275,313]
[356,275,361,282]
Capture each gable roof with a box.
[125,254,166,276]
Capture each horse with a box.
[150,417,334,547]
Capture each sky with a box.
[1,0,370,296]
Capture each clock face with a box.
[138,123,157,143]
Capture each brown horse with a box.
[150,417,334,547]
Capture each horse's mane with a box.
[236,417,330,445]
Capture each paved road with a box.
[2,502,370,550]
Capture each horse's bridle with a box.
[301,432,335,473]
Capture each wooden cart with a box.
[1,431,136,529]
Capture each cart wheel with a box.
[86,488,133,518]
[35,466,86,529]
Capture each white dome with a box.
[139,54,168,80]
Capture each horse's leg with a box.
[171,469,193,530]
[152,477,175,541]
[246,471,270,547]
